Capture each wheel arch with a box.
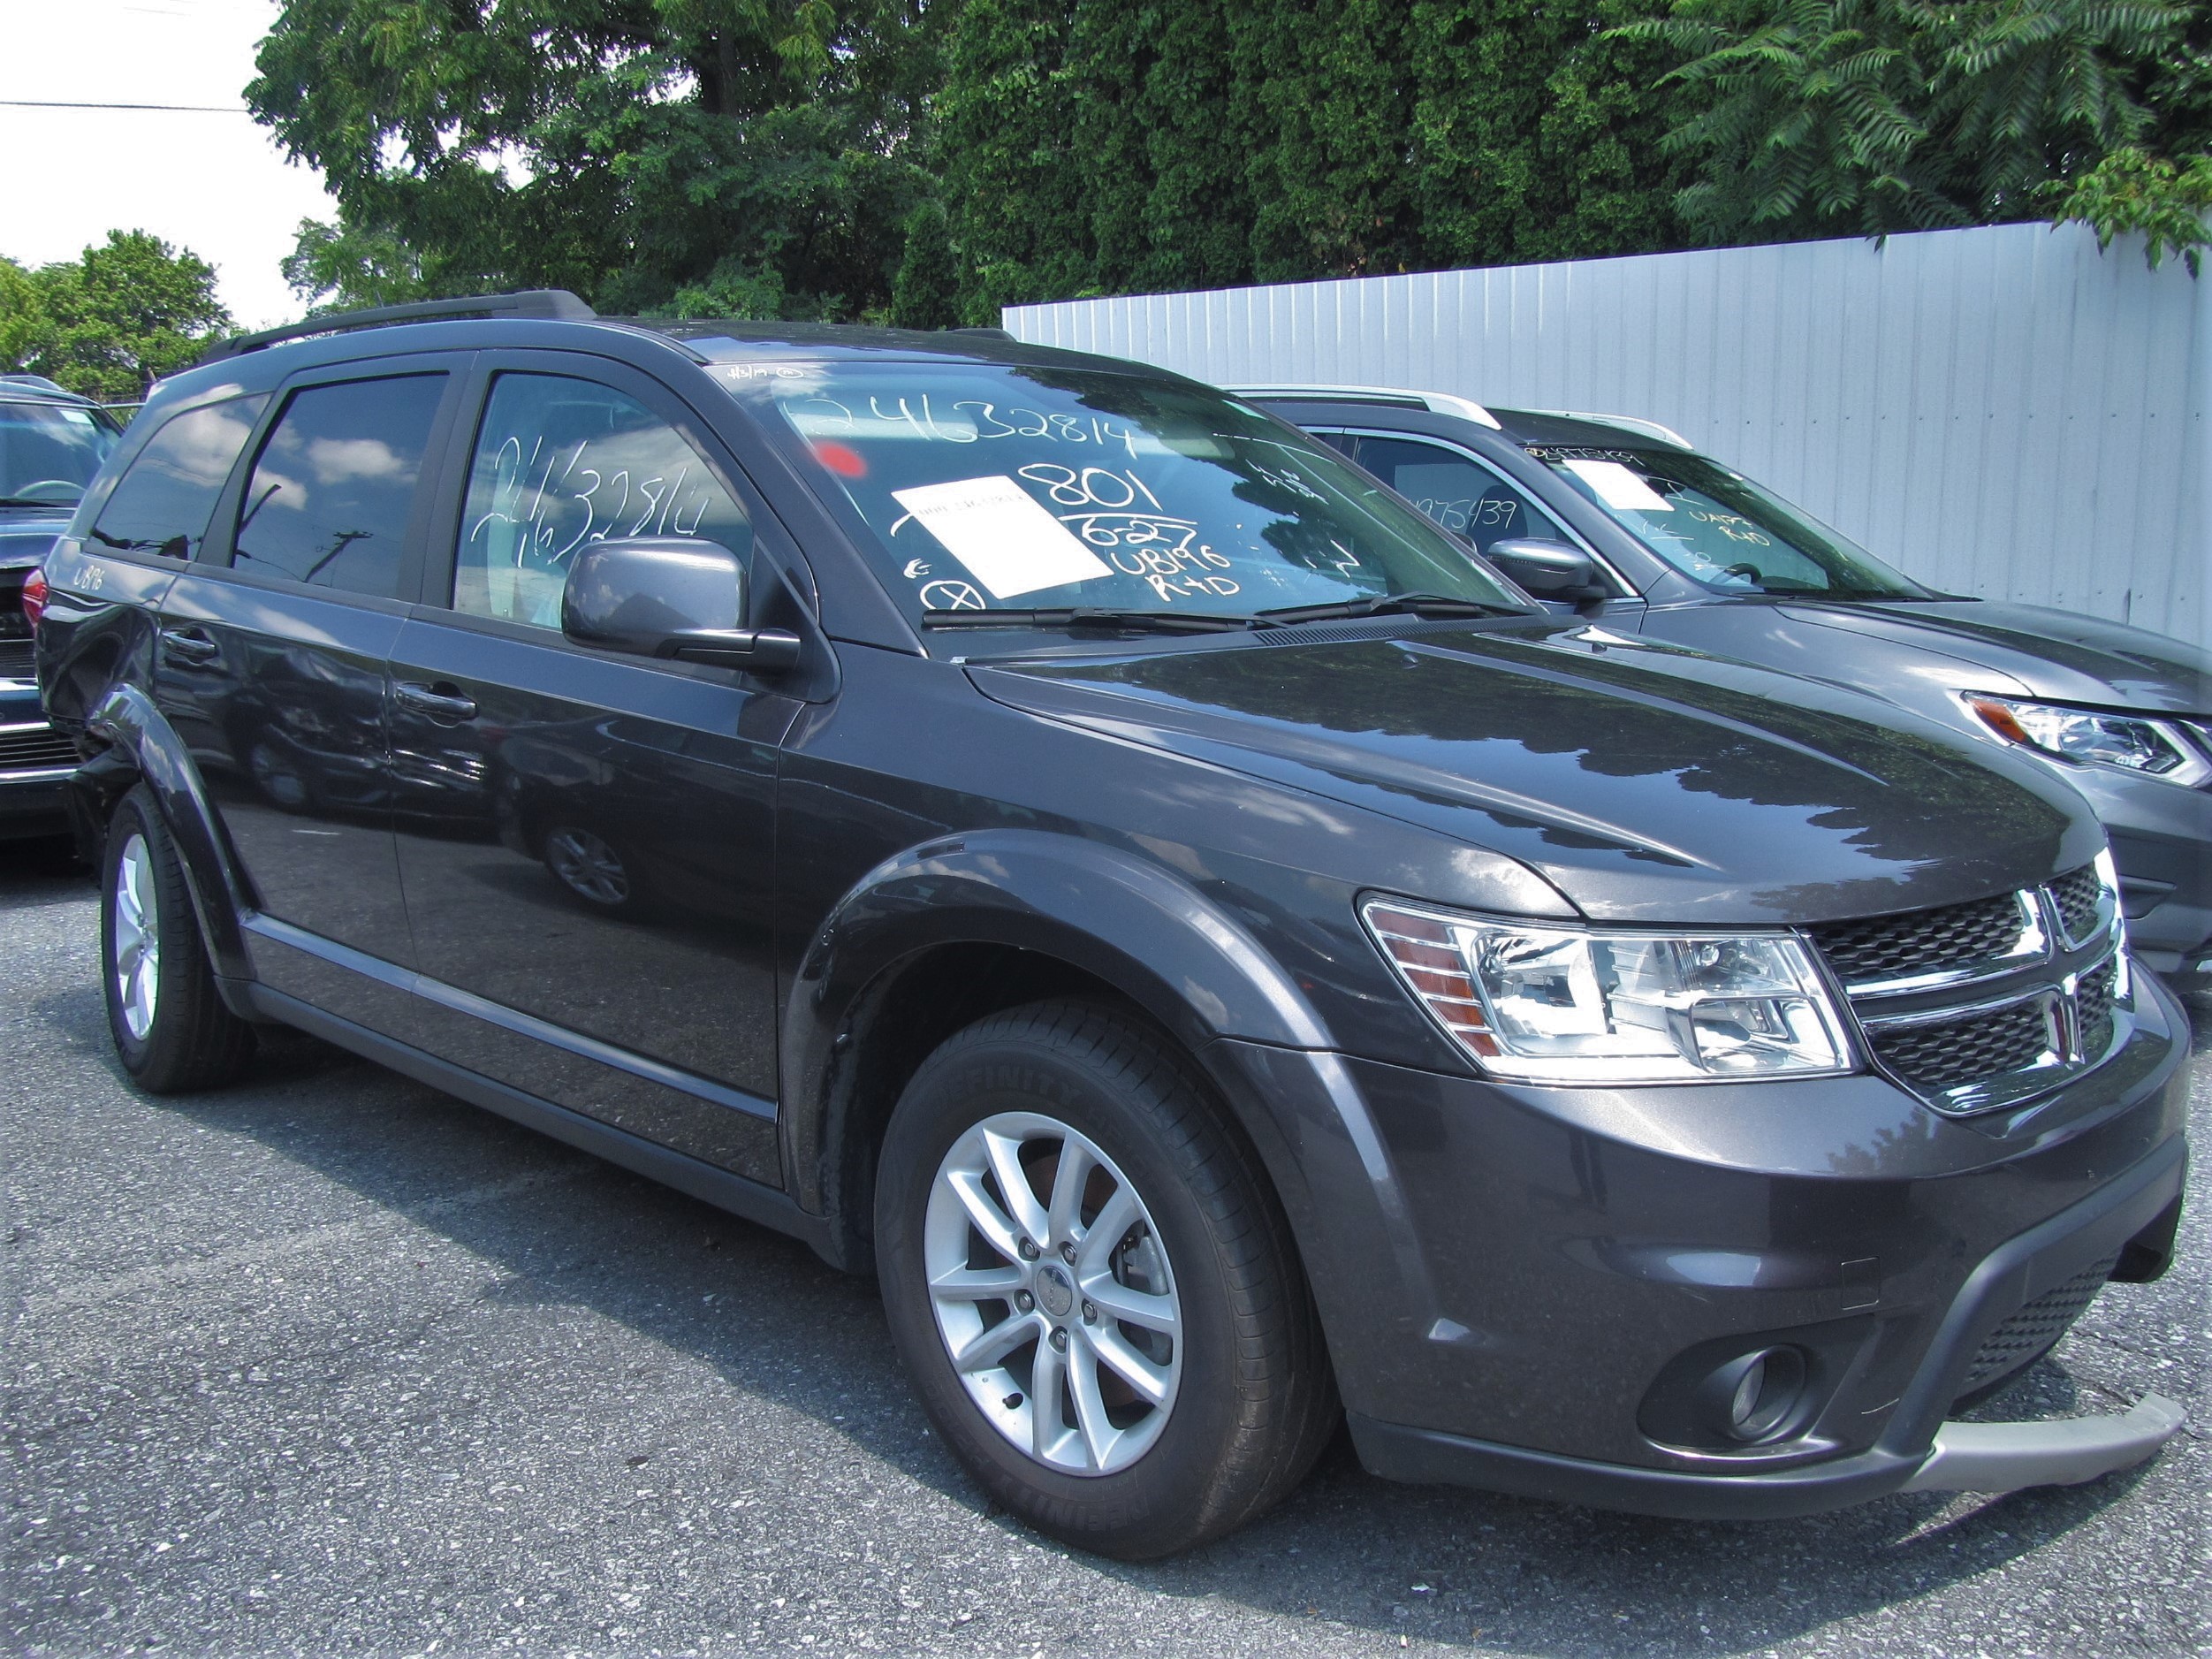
[71,682,256,991]
[781,830,1336,1272]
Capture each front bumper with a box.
[1207,969,2192,1519]
[0,763,73,840]
[2075,765,2212,975]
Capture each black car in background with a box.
[2,374,120,840]
[1244,386,2212,987]
[35,297,2191,1557]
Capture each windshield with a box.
[1529,443,1931,599]
[0,399,120,507]
[737,362,1528,625]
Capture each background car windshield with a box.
[1529,444,1929,598]
[750,364,1525,620]
[1,400,118,506]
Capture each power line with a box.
[0,99,253,112]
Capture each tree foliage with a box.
[2046,141,2212,268]
[0,232,232,401]
[250,0,942,318]
[1613,0,2202,242]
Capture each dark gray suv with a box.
[34,296,2192,1557]
[1247,387,2212,987]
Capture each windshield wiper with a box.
[920,607,1254,635]
[1251,592,1528,626]
[0,496,76,508]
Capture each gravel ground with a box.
[3,845,2206,1659]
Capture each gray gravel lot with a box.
[3,847,2207,1659]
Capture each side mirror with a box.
[1486,537,1603,599]
[562,537,802,673]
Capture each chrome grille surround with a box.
[1814,861,2131,1116]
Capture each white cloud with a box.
[0,0,333,329]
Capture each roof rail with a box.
[200,289,597,366]
[1524,409,1694,449]
[1225,383,1502,430]
[0,373,80,398]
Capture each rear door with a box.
[156,357,465,1012]
[384,354,799,1182]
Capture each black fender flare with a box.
[72,682,257,986]
[779,828,1337,1232]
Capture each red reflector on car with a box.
[19,567,49,629]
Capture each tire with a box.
[875,999,1338,1558]
[101,787,256,1093]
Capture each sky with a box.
[0,0,332,329]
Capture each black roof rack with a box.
[200,289,597,366]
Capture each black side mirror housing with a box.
[562,538,802,673]
[1486,537,1605,601]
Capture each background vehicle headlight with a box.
[1362,900,1855,1084]
[1964,694,2212,788]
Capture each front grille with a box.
[1958,1257,2115,1396]
[1810,891,2027,986]
[2076,960,2118,1057]
[1872,1000,2050,1091]
[0,725,76,772]
[0,638,30,679]
[2048,863,2103,944]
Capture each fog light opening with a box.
[1713,1345,1808,1443]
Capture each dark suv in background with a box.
[1243,386,2212,988]
[2,374,120,840]
[35,296,2190,1557]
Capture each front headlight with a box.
[1964,694,2211,788]
[1362,900,1856,1084]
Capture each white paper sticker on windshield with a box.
[891,474,1113,599]
[1562,458,1673,512]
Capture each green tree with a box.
[889,197,962,326]
[2046,143,2212,269]
[250,0,944,321]
[1615,0,2195,240]
[0,232,232,401]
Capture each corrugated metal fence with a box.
[1006,223,2212,651]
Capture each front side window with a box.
[1530,443,1928,599]
[1353,436,1563,556]
[233,375,447,598]
[737,363,1525,624]
[0,399,119,508]
[454,373,754,630]
[88,394,267,559]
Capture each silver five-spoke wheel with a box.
[111,831,161,1041]
[924,1110,1182,1475]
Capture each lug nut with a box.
[1060,1241,1077,1265]
[1082,1300,1097,1323]
[1049,1328,1069,1351]
[1015,1290,1034,1313]
[1017,1238,1040,1260]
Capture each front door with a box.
[154,363,461,1016]
[386,358,796,1181]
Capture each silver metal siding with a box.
[1007,223,2211,652]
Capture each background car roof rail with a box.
[1227,383,1503,430]
[1520,409,1695,449]
[0,373,89,400]
[199,289,599,366]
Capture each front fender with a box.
[75,681,256,984]
[780,828,1336,1214]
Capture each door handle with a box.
[159,626,219,663]
[394,681,478,722]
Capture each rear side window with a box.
[232,375,446,598]
[88,395,268,559]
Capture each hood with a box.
[1775,599,2211,714]
[971,620,2103,926]
[0,506,73,574]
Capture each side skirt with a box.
[242,981,833,1258]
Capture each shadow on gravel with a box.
[7,866,2198,1655]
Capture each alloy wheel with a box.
[924,1111,1182,1475]
[111,831,161,1041]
